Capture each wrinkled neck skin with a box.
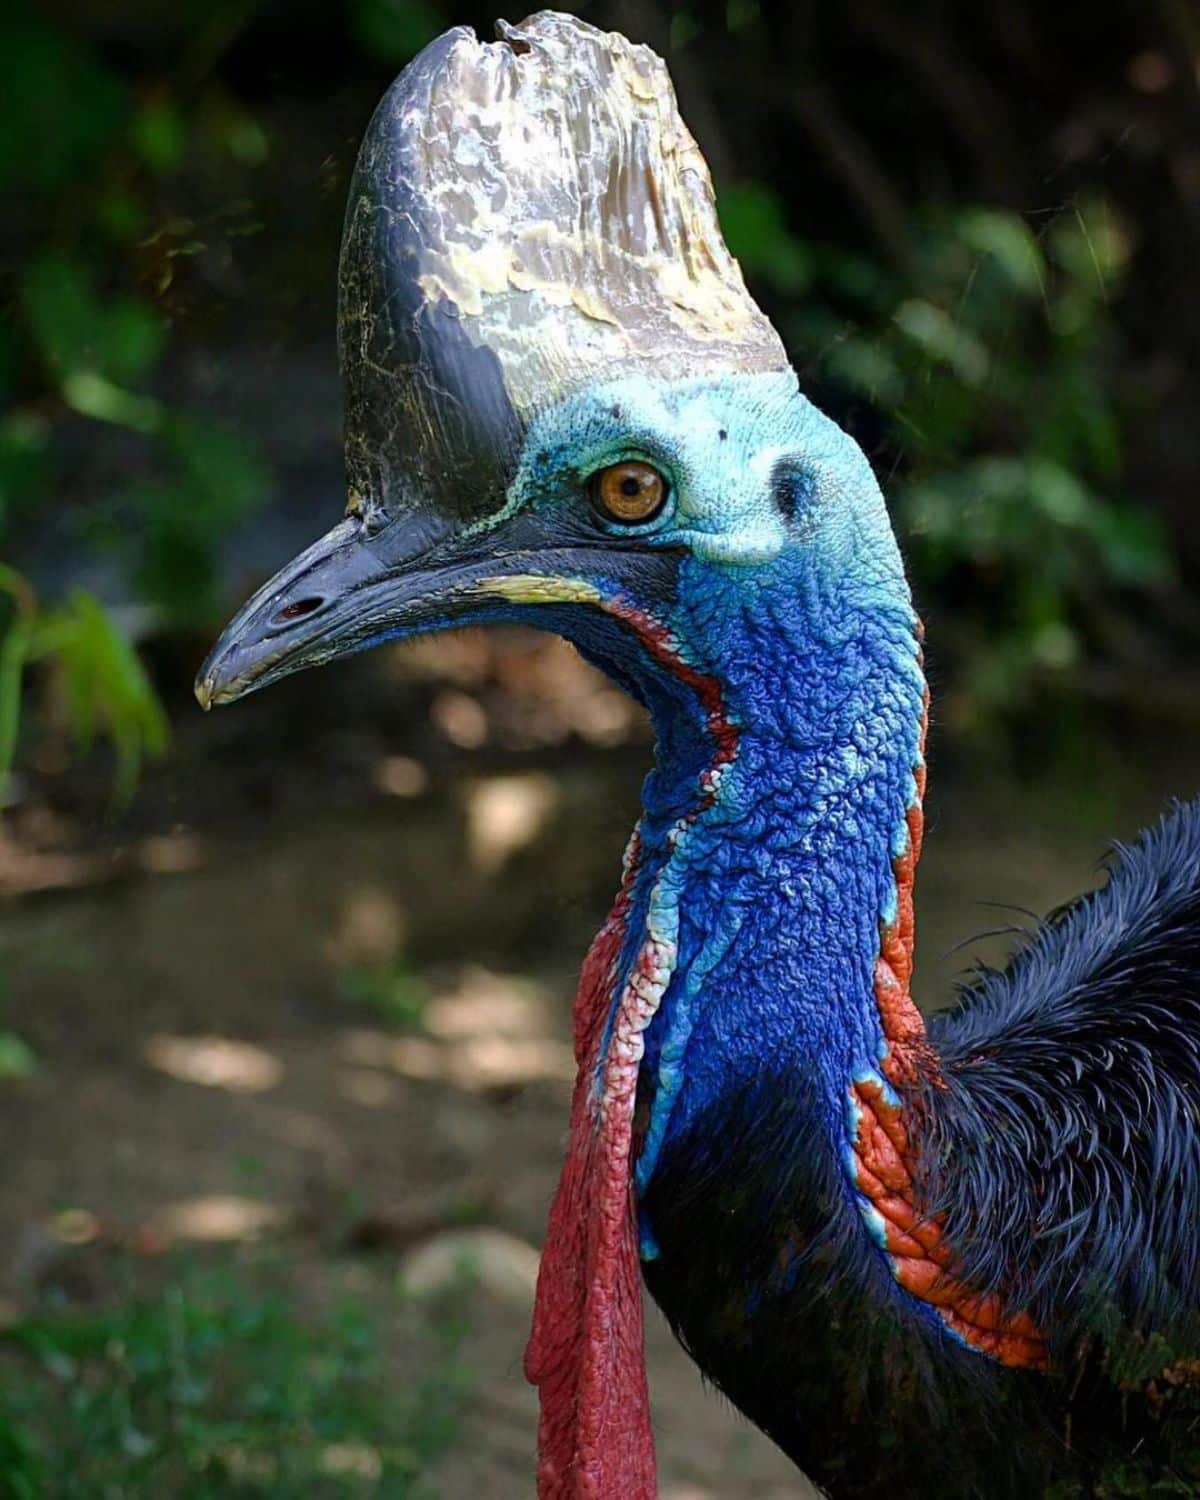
[628,553,926,1206]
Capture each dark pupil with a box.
[620,475,643,497]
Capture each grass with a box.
[337,957,430,1031]
[0,1249,473,1497]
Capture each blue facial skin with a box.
[490,369,927,1261]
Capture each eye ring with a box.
[589,461,668,526]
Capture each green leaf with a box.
[0,20,127,193]
[957,209,1044,297]
[349,0,444,62]
[0,1033,37,1079]
[97,190,147,242]
[893,298,990,387]
[132,100,187,174]
[338,959,429,1030]
[1051,198,1129,290]
[718,181,812,295]
[221,111,270,167]
[0,609,33,803]
[1089,503,1172,588]
[28,592,168,807]
[99,297,165,386]
[21,255,98,380]
[1024,457,1091,528]
[822,337,904,406]
[61,372,162,434]
[1029,620,1079,670]
[21,255,164,391]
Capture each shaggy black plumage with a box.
[643,1070,1049,1499]
[644,801,1200,1498]
[923,799,1200,1336]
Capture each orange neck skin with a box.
[849,689,1048,1372]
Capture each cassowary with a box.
[197,14,1200,1498]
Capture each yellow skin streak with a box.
[474,575,605,606]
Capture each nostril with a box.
[274,596,324,625]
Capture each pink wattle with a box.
[525,832,657,1499]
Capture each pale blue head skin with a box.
[505,368,909,583]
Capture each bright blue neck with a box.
[621,546,927,1213]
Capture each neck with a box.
[633,551,931,1176]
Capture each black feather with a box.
[919,798,1200,1341]
[643,800,1200,1497]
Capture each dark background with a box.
[0,3,1197,1494]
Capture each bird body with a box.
[198,14,1200,1496]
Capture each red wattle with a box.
[525,837,657,1499]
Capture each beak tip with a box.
[194,669,218,713]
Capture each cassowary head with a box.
[196,11,908,732]
[198,11,917,1492]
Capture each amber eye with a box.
[589,461,668,525]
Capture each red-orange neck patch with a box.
[850,681,1048,1372]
